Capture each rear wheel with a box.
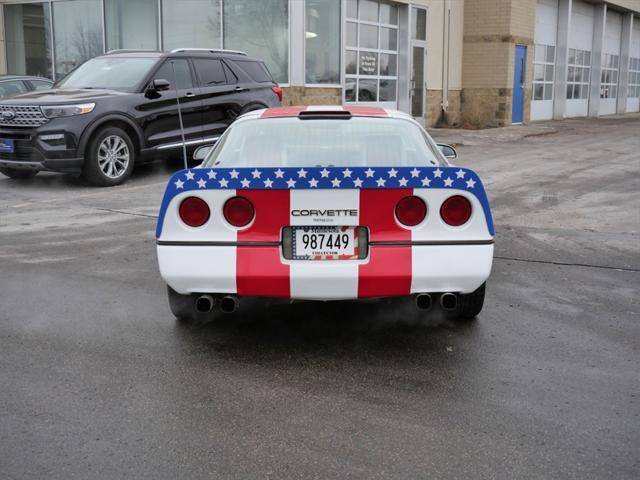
[453,283,486,321]
[0,167,38,179]
[167,286,195,322]
[82,126,135,186]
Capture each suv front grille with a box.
[0,105,48,128]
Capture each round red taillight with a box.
[440,195,472,226]
[179,196,210,227]
[223,196,255,227]
[395,196,427,226]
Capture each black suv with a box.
[0,49,281,186]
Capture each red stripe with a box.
[236,190,290,297]
[345,106,388,117]
[261,106,307,118]
[236,247,290,297]
[358,189,412,297]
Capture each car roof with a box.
[0,75,52,82]
[240,106,415,122]
[101,49,264,62]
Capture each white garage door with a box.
[627,21,640,113]
[566,0,594,118]
[599,10,622,116]
[532,0,558,121]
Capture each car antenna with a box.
[170,60,189,170]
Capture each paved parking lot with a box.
[1,115,639,479]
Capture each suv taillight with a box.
[395,196,427,227]
[440,196,472,226]
[272,85,283,102]
[179,197,210,227]
[223,196,255,227]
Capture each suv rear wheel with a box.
[0,167,38,179]
[82,126,135,186]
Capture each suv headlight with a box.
[41,103,95,118]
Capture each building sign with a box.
[359,52,378,76]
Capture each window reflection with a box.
[305,0,340,84]
[162,0,221,51]
[53,0,104,80]
[105,0,159,51]
[4,3,53,78]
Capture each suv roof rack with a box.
[169,48,248,56]
[106,49,159,55]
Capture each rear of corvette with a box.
[156,107,494,316]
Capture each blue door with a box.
[512,45,526,123]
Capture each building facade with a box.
[0,0,638,128]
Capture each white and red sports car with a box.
[156,106,494,320]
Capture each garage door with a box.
[532,0,558,121]
[627,21,640,113]
[599,10,622,116]
[566,0,594,118]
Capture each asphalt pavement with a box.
[1,115,639,479]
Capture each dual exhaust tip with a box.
[197,293,455,314]
[195,294,239,314]
[415,292,458,311]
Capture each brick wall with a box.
[461,0,536,127]
[281,87,342,107]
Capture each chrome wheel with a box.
[97,135,129,178]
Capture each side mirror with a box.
[437,143,458,160]
[193,144,215,161]
[152,78,171,91]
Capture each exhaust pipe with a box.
[440,292,458,311]
[415,293,433,311]
[219,295,239,314]
[195,294,215,313]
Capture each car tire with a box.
[167,286,195,322]
[82,126,135,186]
[453,283,486,321]
[0,167,38,179]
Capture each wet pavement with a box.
[1,115,639,479]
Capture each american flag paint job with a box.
[155,166,494,238]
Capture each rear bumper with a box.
[157,243,494,300]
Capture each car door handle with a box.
[235,86,248,93]
[185,92,196,98]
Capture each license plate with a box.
[292,226,358,260]
[0,139,14,153]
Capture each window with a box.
[345,0,399,104]
[193,59,227,86]
[628,57,640,98]
[57,56,157,91]
[4,3,53,78]
[532,44,555,101]
[204,117,444,168]
[53,0,104,80]
[105,0,159,51]
[223,0,289,84]
[0,80,28,98]
[305,0,341,84]
[566,48,591,100]
[233,60,273,83]
[162,0,221,51]
[600,53,619,99]
[153,59,194,90]
[30,80,54,91]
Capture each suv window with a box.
[57,57,157,91]
[153,59,194,90]
[193,59,227,86]
[0,80,28,98]
[30,80,53,91]
[234,60,273,83]
[223,62,237,84]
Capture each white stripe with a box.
[304,105,345,112]
[288,189,360,300]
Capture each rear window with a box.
[233,60,273,83]
[203,117,444,168]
